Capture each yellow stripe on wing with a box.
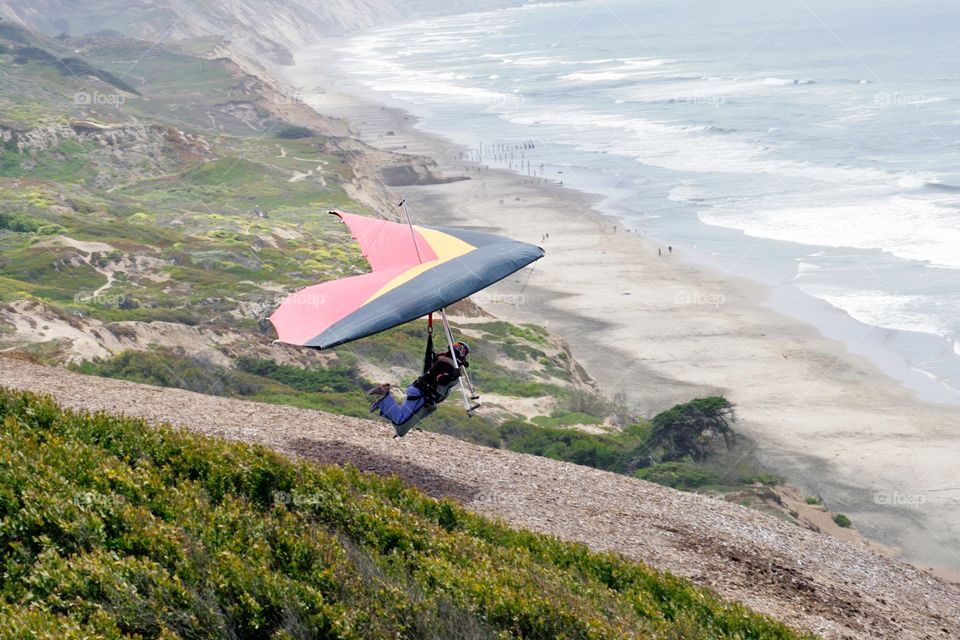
[362,229,475,304]
[416,226,475,261]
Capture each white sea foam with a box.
[798,285,950,338]
[701,196,960,268]
[340,36,518,105]
[511,56,575,67]
[614,75,819,104]
[897,173,928,189]
[795,261,822,274]
[558,58,675,83]
[500,107,894,184]
[667,184,705,202]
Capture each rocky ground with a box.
[2,355,957,640]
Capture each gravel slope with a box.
[2,358,957,639]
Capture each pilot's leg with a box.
[378,384,426,427]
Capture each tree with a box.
[647,396,736,462]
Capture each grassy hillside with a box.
[0,386,816,639]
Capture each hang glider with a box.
[269,211,544,350]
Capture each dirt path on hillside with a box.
[1,358,957,639]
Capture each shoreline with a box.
[282,39,960,579]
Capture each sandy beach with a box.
[282,40,960,578]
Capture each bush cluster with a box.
[0,211,45,233]
[73,350,264,397]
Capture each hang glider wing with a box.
[269,211,544,350]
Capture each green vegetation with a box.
[805,496,821,506]
[634,461,726,491]
[428,396,770,494]
[70,346,772,496]
[635,464,783,492]
[470,321,550,347]
[72,350,264,397]
[59,56,141,94]
[833,514,852,528]
[0,211,47,233]
[649,397,736,462]
[276,125,315,139]
[11,45,59,65]
[490,419,643,472]
[71,349,374,418]
[236,356,368,394]
[0,387,816,639]
[531,411,603,428]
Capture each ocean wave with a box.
[760,77,816,86]
[700,195,960,269]
[897,173,928,189]
[511,56,576,67]
[613,75,821,104]
[924,181,960,192]
[795,260,822,274]
[500,107,891,184]
[558,58,675,83]
[797,285,954,339]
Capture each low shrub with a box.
[72,349,263,397]
[634,461,723,491]
[277,125,315,139]
[833,514,852,528]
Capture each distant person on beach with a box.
[668,246,673,254]
[658,248,662,256]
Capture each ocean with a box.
[332,0,960,404]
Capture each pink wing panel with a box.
[332,210,437,271]
[269,268,401,346]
